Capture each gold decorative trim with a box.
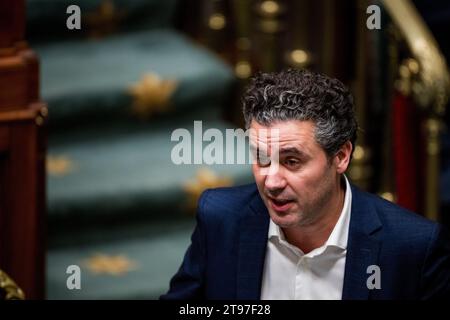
[208,13,227,31]
[0,270,25,300]
[285,49,312,69]
[424,117,442,221]
[348,1,372,191]
[379,192,396,203]
[255,0,284,71]
[256,0,283,19]
[235,60,252,79]
[348,145,373,190]
[234,38,252,79]
[382,0,450,115]
[395,58,420,96]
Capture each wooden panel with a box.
[0,52,28,110]
[0,0,25,48]
[0,0,46,299]
[0,126,9,152]
[0,121,45,299]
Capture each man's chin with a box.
[269,208,313,228]
[269,211,298,227]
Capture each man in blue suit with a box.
[161,69,450,300]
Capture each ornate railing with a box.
[0,270,25,300]
[382,0,449,220]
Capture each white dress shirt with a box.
[260,175,352,300]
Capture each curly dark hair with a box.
[242,69,358,159]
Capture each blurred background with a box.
[0,0,449,299]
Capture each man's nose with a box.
[264,169,286,192]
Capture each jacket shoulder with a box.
[366,190,435,228]
[353,186,440,243]
[197,183,260,221]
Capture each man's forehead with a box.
[248,120,316,142]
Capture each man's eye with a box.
[284,158,300,168]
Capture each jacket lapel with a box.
[236,191,270,300]
[342,185,382,300]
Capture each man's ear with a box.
[334,141,353,174]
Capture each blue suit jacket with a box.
[161,183,450,299]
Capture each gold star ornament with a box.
[128,73,178,120]
[83,253,138,276]
[84,0,127,38]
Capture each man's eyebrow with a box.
[249,145,309,158]
[278,147,309,158]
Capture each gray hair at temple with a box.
[242,69,358,160]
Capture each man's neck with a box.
[282,178,346,254]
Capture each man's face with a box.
[250,119,340,228]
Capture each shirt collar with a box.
[325,174,352,250]
[268,174,352,251]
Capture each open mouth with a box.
[271,198,292,206]
[268,197,294,212]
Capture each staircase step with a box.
[35,29,234,130]
[27,0,179,42]
[47,219,195,299]
[47,109,253,242]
